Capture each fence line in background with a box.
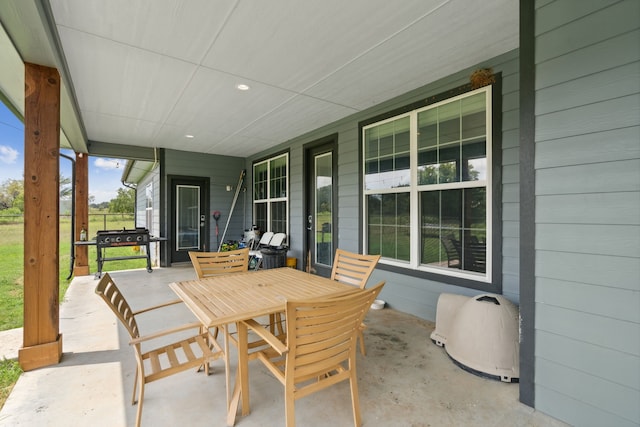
[0,213,135,229]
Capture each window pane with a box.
[315,153,333,266]
[254,202,267,233]
[364,116,411,190]
[270,201,287,233]
[379,122,394,157]
[441,189,462,230]
[418,109,437,148]
[364,127,378,159]
[254,163,268,200]
[419,188,486,273]
[438,101,460,144]
[417,148,438,185]
[466,187,486,225]
[438,145,461,183]
[367,193,409,261]
[461,92,486,139]
[365,159,379,175]
[270,156,287,198]
[176,185,199,251]
[367,195,382,255]
[462,139,486,181]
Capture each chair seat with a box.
[140,332,218,383]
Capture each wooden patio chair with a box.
[242,281,385,427]
[95,273,221,427]
[330,249,381,355]
[188,247,249,278]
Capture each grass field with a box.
[0,358,21,409]
[0,214,146,331]
[0,214,146,409]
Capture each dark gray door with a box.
[305,138,337,277]
[170,177,209,263]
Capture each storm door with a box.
[170,177,209,263]
[305,138,337,277]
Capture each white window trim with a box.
[253,152,289,235]
[362,86,492,283]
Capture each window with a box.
[363,86,493,283]
[253,153,289,234]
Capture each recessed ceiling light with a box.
[185,134,195,139]
[236,84,250,91]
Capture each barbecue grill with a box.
[95,228,153,278]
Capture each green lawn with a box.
[0,358,21,410]
[0,214,146,331]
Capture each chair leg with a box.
[285,390,296,427]
[269,313,286,336]
[131,366,139,405]
[135,380,145,427]
[358,329,366,356]
[276,313,285,336]
[349,370,362,427]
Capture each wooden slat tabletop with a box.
[170,267,357,327]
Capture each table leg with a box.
[238,321,250,415]
[223,325,231,411]
[226,321,250,426]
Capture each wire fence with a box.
[0,213,136,230]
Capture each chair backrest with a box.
[189,247,249,278]
[259,231,274,245]
[330,249,381,289]
[95,273,140,340]
[284,281,385,381]
[269,232,287,248]
[441,235,461,268]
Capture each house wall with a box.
[245,49,521,321]
[162,149,246,253]
[135,167,161,266]
[532,1,640,426]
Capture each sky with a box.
[0,101,127,204]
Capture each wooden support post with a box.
[19,63,63,371]
[73,152,90,276]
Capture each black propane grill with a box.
[95,228,153,278]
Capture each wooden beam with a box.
[19,63,62,371]
[73,152,90,276]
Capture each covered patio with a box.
[0,267,566,427]
[1,2,638,426]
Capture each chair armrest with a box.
[242,319,288,355]
[132,298,184,315]
[129,321,204,345]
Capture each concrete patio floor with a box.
[0,266,567,427]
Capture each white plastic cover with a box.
[431,293,520,383]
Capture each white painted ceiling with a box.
[1,0,518,158]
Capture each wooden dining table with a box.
[169,267,359,426]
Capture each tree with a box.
[59,176,72,200]
[0,179,24,211]
[109,188,135,213]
